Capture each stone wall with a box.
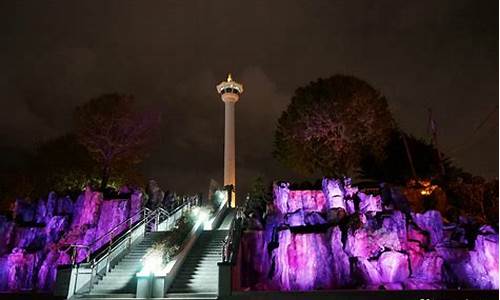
[0,187,144,292]
[239,178,498,291]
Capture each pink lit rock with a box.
[469,233,499,289]
[407,224,429,246]
[71,187,103,229]
[412,210,443,247]
[273,182,290,214]
[13,227,47,250]
[7,248,39,291]
[411,251,443,283]
[37,249,60,291]
[377,251,409,283]
[346,228,384,258]
[45,216,68,245]
[93,199,129,251]
[328,226,351,287]
[358,193,382,215]
[240,231,270,289]
[404,278,445,290]
[322,178,346,210]
[355,258,382,286]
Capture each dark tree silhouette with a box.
[32,134,97,195]
[274,75,394,177]
[75,94,161,190]
[359,129,462,184]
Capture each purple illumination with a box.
[239,178,499,291]
[0,187,145,292]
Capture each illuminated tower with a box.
[216,74,243,207]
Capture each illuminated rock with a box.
[0,216,14,255]
[328,226,351,287]
[45,216,68,245]
[273,182,290,214]
[412,210,443,248]
[377,251,409,283]
[355,258,381,286]
[322,178,346,210]
[358,193,382,215]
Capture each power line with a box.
[447,105,498,154]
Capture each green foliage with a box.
[274,75,394,177]
[243,176,270,218]
[152,211,196,263]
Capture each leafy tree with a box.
[359,129,462,183]
[244,176,270,218]
[32,134,98,196]
[274,75,394,177]
[75,94,160,190]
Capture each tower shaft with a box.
[216,74,243,208]
[224,102,236,192]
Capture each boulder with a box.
[322,178,346,210]
[377,251,409,283]
[329,227,351,287]
[273,182,290,214]
[412,210,444,248]
[359,193,382,215]
[355,258,382,286]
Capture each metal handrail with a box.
[61,208,154,264]
[63,201,191,266]
[222,208,243,263]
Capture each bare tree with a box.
[75,94,161,190]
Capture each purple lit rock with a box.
[13,227,47,250]
[382,211,407,247]
[240,231,270,289]
[71,188,103,228]
[93,200,129,251]
[404,278,444,290]
[407,224,429,246]
[45,216,68,245]
[358,193,382,215]
[129,191,143,223]
[346,228,384,258]
[302,190,327,213]
[56,196,73,215]
[285,210,305,227]
[35,200,47,224]
[355,258,381,286]
[7,248,40,291]
[37,249,61,291]
[469,233,499,289]
[273,182,290,214]
[346,225,402,259]
[328,226,351,287]
[377,251,409,283]
[412,210,443,247]
[322,178,346,210]
[411,251,443,283]
[0,216,14,255]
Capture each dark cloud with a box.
[0,1,497,196]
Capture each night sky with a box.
[0,1,498,197]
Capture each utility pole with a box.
[428,108,446,176]
[401,133,417,180]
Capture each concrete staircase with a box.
[165,230,228,299]
[78,231,166,299]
